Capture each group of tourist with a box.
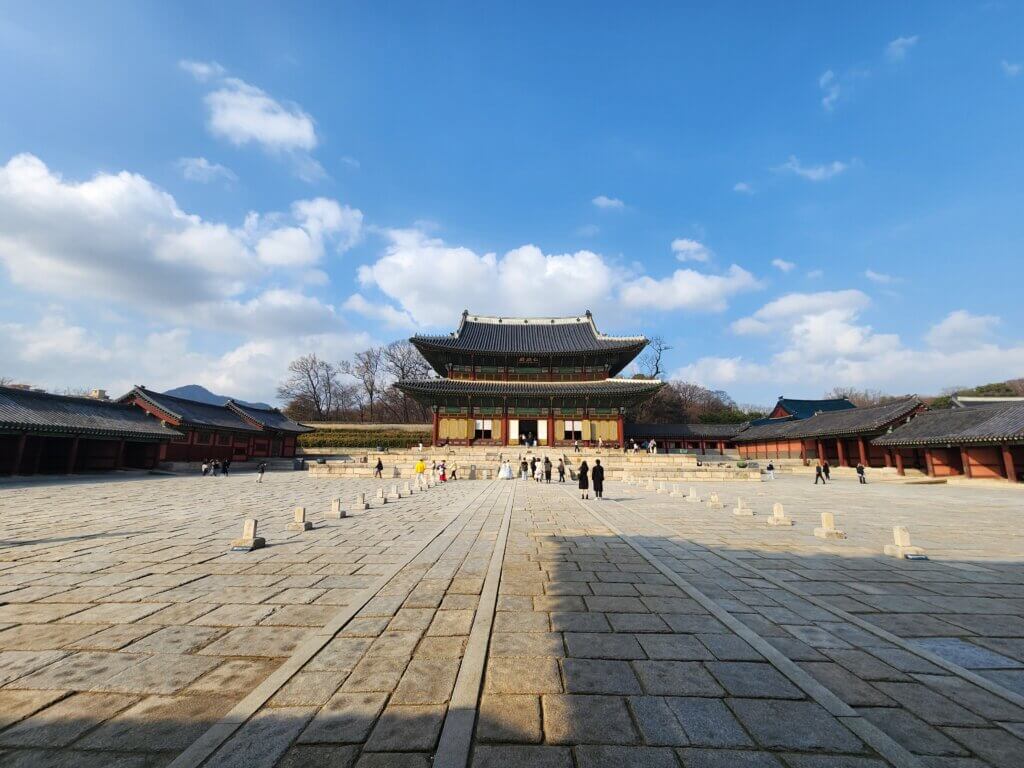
[200,458,231,477]
[813,460,868,484]
[411,457,457,482]
[576,459,605,499]
[495,455,604,499]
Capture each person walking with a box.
[766,461,775,481]
[534,461,544,482]
[815,464,826,484]
[592,459,605,499]
[856,462,867,484]
[450,461,458,481]
[414,457,426,479]
[557,459,566,483]
[529,457,537,480]
[222,459,231,477]
[544,456,552,483]
[256,461,266,483]
[578,460,590,499]
[822,460,831,482]
[374,458,384,479]
[573,439,580,453]
[201,460,209,477]
[212,459,220,476]
[520,458,529,480]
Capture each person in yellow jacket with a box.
[414,458,426,478]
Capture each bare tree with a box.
[640,336,673,379]
[277,354,340,421]
[380,341,432,422]
[823,387,901,407]
[342,347,386,422]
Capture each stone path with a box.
[0,473,1022,767]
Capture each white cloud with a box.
[776,155,848,181]
[807,269,824,279]
[730,289,870,335]
[620,265,760,312]
[177,156,236,184]
[733,181,754,194]
[925,310,999,349]
[342,294,418,331]
[864,269,895,284]
[592,195,624,210]
[1002,60,1022,77]
[340,155,361,169]
[886,35,919,61]
[179,59,225,82]
[819,69,841,111]
[206,78,317,152]
[771,258,796,273]
[670,238,712,263]
[575,224,600,237]
[358,229,616,326]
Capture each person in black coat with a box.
[592,459,605,499]
[578,460,590,499]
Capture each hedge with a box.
[299,429,431,449]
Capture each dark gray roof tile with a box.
[0,387,181,440]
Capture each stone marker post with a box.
[687,487,700,503]
[328,498,347,519]
[708,492,723,509]
[355,492,369,510]
[287,506,313,531]
[814,512,847,539]
[733,497,755,516]
[883,526,927,558]
[377,487,387,504]
[231,518,265,550]
[767,502,794,527]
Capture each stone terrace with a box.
[0,472,1022,767]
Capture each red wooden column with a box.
[66,436,80,474]
[718,441,725,455]
[501,413,509,447]
[816,440,824,464]
[895,451,905,475]
[884,450,893,468]
[924,449,935,477]
[699,440,706,454]
[548,413,556,448]
[961,448,973,478]
[11,433,26,475]
[431,411,440,446]
[115,439,126,469]
[857,437,868,466]
[836,439,846,467]
[1002,444,1017,482]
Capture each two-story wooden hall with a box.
[396,311,663,447]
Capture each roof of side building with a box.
[0,386,181,440]
[125,386,261,433]
[873,402,1024,446]
[227,401,314,433]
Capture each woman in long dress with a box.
[578,460,590,500]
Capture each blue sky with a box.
[1,2,1022,406]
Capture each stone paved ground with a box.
[0,472,1022,767]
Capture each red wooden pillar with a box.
[501,413,509,447]
[718,441,725,455]
[66,436,80,474]
[699,440,706,454]
[895,451,905,475]
[1002,444,1017,482]
[431,411,440,446]
[616,414,624,448]
[884,450,893,468]
[857,437,868,466]
[548,414,556,448]
[115,439,126,469]
[924,449,935,477]
[799,441,807,462]
[816,440,825,464]
[11,433,26,475]
[836,439,847,467]
[961,448,973,478]
[33,437,44,474]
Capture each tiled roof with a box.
[411,312,647,376]
[127,387,261,433]
[227,401,313,434]
[0,386,181,440]
[395,377,664,400]
[734,398,923,442]
[625,422,748,440]
[873,403,1024,446]
[772,397,856,420]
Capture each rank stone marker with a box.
[657,481,668,494]
[670,484,682,497]
[404,481,413,496]
[388,484,401,501]
[287,506,313,531]
[767,502,794,527]
[355,492,369,510]
[814,511,847,540]
[733,497,755,516]
[883,526,928,559]
[230,518,265,551]
[328,498,347,519]
[687,486,701,503]
[708,492,724,509]
[377,488,387,504]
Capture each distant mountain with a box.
[163,384,272,410]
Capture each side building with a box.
[122,386,311,462]
[0,386,180,475]
[396,311,663,447]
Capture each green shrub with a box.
[299,429,431,449]
[736,460,747,468]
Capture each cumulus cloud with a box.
[674,294,1024,401]
[177,156,236,184]
[179,59,225,82]
[1002,60,1022,77]
[776,156,849,181]
[733,181,754,194]
[886,35,919,61]
[592,195,624,210]
[342,294,419,331]
[0,153,360,323]
[619,265,760,312]
[670,238,712,263]
[819,70,841,111]
[771,258,796,273]
[358,229,616,326]
[864,269,896,284]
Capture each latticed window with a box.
[563,420,583,440]
[474,419,493,439]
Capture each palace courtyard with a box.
[0,471,1022,767]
